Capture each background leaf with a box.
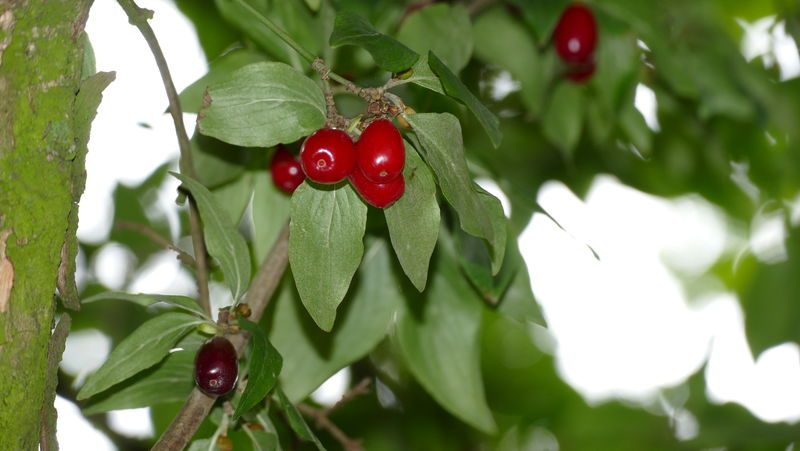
[233,318,283,420]
[542,81,585,158]
[77,312,204,400]
[396,4,472,73]
[198,62,326,147]
[251,172,291,263]
[385,142,440,291]
[274,387,326,450]
[82,291,208,318]
[406,113,506,273]
[288,182,367,331]
[191,131,253,189]
[172,172,252,302]
[330,11,419,72]
[396,235,496,433]
[269,239,403,401]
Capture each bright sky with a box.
[60,0,800,449]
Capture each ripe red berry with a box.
[553,3,598,64]
[194,336,238,396]
[270,145,305,193]
[349,167,405,208]
[567,60,596,83]
[300,128,356,184]
[356,119,405,183]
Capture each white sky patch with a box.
[55,396,116,451]
[476,177,511,218]
[738,16,800,81]
[108,408,155,439]
[310,367,352,407]
[634,83,660,132]
[92,242,137,290]
[489,70,521,101]
[126,250,197,296]
[61,329,112,389]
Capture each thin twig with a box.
[321,378,371,417]
[115,220,196,267]
[295,378,371,451]
[115,0,211,315]
[152,222,290,451]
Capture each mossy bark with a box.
[0,0,95,448]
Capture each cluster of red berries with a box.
[553,3,598,83]
[269,119,405,208]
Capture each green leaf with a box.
[385,142,440,291]
[406,113,506,274]
[404,53,444,94]
[83,332,204,414]
[198,62,326,148]
[427,51,502,148]
[619,104,653,157]
[329,11,419,72]
[396,4,472,73]
[81,291,209,318]
[191,130,253,189]
[270,239,403,401]
[252,173,291,263]
[186,439,216,451]
[303,0,320,12]
[245,428,278,451]
[396,240,496,433]
[233,318,283,421]
[542,81,585,158]
[77,312,204,400]
[172,173,252,302]
[472,6,554,115]
[179,49,267,114]
[212,171,255,226]
[274,386,326,450]
[288,182,367,331]
[507,0,569,46]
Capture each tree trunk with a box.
[0,0,101,448]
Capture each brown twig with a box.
[115,220,196,267]
[115,0,211,316]
[296,378,372,451]
[152,223,290,451]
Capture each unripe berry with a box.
[356,119,405,183]
[194,336,238,396]
[300,128,356,184]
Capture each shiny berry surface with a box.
[270,145,305,193]
[194,336,238,396]
[300,128,356,184]
[349,167,405,208]
[553,3,598,64]
[567,60,596,83]
[356,119,405,183]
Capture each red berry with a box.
[270,145,305,193]
[553,3,598,64]
[194,336,238,396]
[349,167,405,208]
[300,128,356,184]
[356,119,405,183]
[567,60,596,83]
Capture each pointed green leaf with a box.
[396,4,473,73]
[406,113,506,273]
[427,51,502,148]
[396,240,496,433]
[81,291,208,318]
[83,332,204,414]
[77,312,204,400]
[245,428,278,451]
[404,53,444,94]
[172,172,252,302]
[274,386,326,450]
[385,142,440,291]
[330,11,419,72]
[288,182,367,331]
[179,49,267,114]
[191,131,253,189]
[303,0,320,11]
[271,239,403,401]
[542,81,585,157]
[252,173,291,263]
[233,318,283,421]
[198,62,326,147]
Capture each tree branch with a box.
[152,223,290,451]
[115,0,211,315]
[115,220,196,267]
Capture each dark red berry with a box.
[356,119,405,183]
[567,60,596,83]
[300,128,356,184]
[194,336,238,396]
[349,167,405,208]
[270,145,305,193]
[553,3,598,64]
